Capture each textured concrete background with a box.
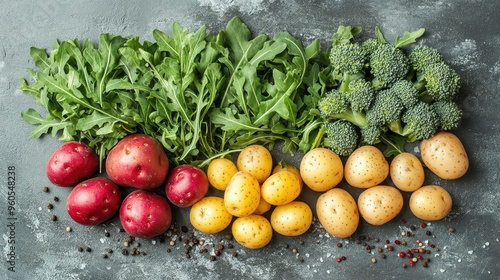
[1,0,499,279]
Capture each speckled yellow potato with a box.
[232,214,273,249]
[253,195,272,215]
[261,171,301,206]
[237,145,273,184]
[270,201,312,236]
[300,148,343,192]
[316,188,359,238]
[207,158,239,191]
[344,145,389,189]
[409,185,452,221]
[273,161,303,191]
[224,171,261,217]
[357,185,404,226]
[190,196,233,234]
[420,132,469,180]
[390,153,425,192]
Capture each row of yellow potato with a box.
[188,131,468,249]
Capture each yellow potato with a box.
[190,196,233,234]
[409,185,452,221]
[253,195,272,215]
[224,171,261,217]
[300,148,343,192]
[316,188,359,238]
[273,161,303,191]
[207,158,239,191]
[232,215,273,249]
[390,152,425,192]
[420,131,469,180]
[237,145,273,184]
[271,201,312,236]
[357,185,403,226]
[344,145,388,189]
[261,171,301,206]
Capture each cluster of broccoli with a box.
[317,26,463,157]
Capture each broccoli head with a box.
[409,45,443,72]
[366,89,405,128]
[390,80,419,109]
[359,125,382,145]
[362,38,382,57]
[323,120,359,156]
[423,62,461,101]
[400,101,440,142]
[431,100,463,130]
[369,43,410,89]
[318,89,368,127]
[343,79,376,112]
[329,42,367,74]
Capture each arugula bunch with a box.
[20,17,324,167]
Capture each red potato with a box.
[120,190,172,239]
[165,165,209,208]
[106,134,169,189]
[46,141,98,187]
[66,177,121,225]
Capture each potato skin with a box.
[390,153,425,192]
[237,145,273,184]
[232,215,273,249]
[273,162,303,191]
[66,177,121,225]
[224,171,261,217]
[271,201,312,236]
[165,164,209,208]
[190,196,233,234]
[261,171,301,206]
[106,134,169,189]
[420,132,469,180]
[357,185,403,226]
[207,158,238,191]
[316,188,359,238]
[344,146,388,189]
[409,185,452,221]
[46,141,98,187]
[300,148,343,192]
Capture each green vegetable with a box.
[19,17,464,163]
[316,25,463,157]
[20,17,322,168]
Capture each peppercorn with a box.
[371,258,377,263]
[166,248,171,253]
[210,256,216,261]
[421,223,427,228]
[426,230,432,236]
[401,241,407,246]
[402,263,407,268]
[122,249,129,255]
[42,186,50,193]
[218,244,224,250]
[232,252,238,257]
[107,248,113,254]
[47,203,53,209]
[299,258,304,263]
[86,247,92,252]
[66,227,72,232]
[292,248,298,254]
[77,246,84,252]
[422,261,428,267]
[448,227,455,233]
[215,250,221,256]
[380,253,386,259]
[105,231,111,238]
[394,240,401,245]
[181,226,188,233]
[53,196,59,202]
[410,225,416,231]
[398,252,406,258]
[377,247,383,253]
[50,215,58,221]
[336,257,342,263]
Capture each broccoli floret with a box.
[323,120,359,156]
[390,80,419,109]
[366,89,405,129]
[329,42,367,74]
[431,100,463,130]
[369,43,410,90]
[343,79,376,112]
[421,62,461,101]
[409,45,443,72]
[359,125,382,145]
[362,38,382,57]
[318,89,369,127]
[400,101,440,142]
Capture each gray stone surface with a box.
[1,0,499,279]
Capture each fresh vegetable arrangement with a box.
[21,17,470,254]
